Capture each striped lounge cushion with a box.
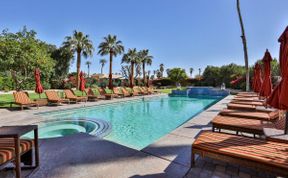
[0,138,34,164]
[193,131,288,170]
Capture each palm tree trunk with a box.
[88,65,90,78]
[130,62,134,88]
[109,51,113,89]
[142,63,146,85]
[76,51,81,89]
[237,0,249,91]
[101,65,104,74]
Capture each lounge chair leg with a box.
[191,152,195,167]
[218,129,221,133]
[212,126,215,132]
[236,131,239,135]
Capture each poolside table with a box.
[0,125,39,178]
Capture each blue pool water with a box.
[37,96,221,150]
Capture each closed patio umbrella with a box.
[34,68,44,98]
[267,26,288,134]
[254,63,263,93]
[79,71,86,92]
[259,49,272,98]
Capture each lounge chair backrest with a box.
[113,87,120,94]
[64,90,76,99]
[121,87,129,95]
[45,91,61,101]
[98,88,105,95]
[133,87,140,92]
[13,92,32,104]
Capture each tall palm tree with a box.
[98,34,124,89]
[99,59,107,74]
[122,48,139,88]
[63,30,94,88]
[86,61,92,77]
[198,68,201,76]
[159,64,164,77]
[138,49,153,85]
[237,0,249,91]
[189,68,194,77]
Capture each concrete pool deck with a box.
[0,94,276,178]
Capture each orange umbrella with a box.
[267,26,288,134]
[79,71,86,92]
[34,68,44,98]
[259,49,272,97]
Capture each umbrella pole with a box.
[285,111,288,134]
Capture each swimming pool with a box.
[37,95,222,150]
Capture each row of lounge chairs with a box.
[11,86,159,110]
[191,92,288,177]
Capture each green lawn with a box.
[157,87,186,94]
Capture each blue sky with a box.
[1,0,288,76]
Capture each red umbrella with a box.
[259,49,272,97]
[267,26,288,134]
[252,66,257,92]
[34,68,44,98]
[79,71,86,92]
[253,63,263,93]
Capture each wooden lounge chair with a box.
[13,92,39,110]
[236,92,258,97]
[212,115,275,136]
[227,103,257,110]
[230,100,265,106]
[45,91,70,105]
[113,87,125,97]
[142,87,152,94]
[97,88,115,100]
[232,97,264,102]
[64,89,87,103]
[220,109,279,121]
[120,87,133,97]
[125,87,140,96]
[192,131,288,177]
[212,114,285,136]
[83,88,98,101]
[133,86,147,95]
[90,88,106,100]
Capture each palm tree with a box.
[99,59,107,74]
[86,61,92,77]
[237,0,249,91]
[189,68,194,77]
[198,68,201,76]
[159,64,164,77]
[98,34,124,89]
[63,30,94,88]
[122,48,139,87]
[138,49,153,85]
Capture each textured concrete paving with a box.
[0,94,280,178]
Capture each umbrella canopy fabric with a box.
[34,68,44,94]
[252,66,257,92]
[79,71,86,91]
[259,49,272,97]
[267,26,288,109]
[253,63,263,93]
